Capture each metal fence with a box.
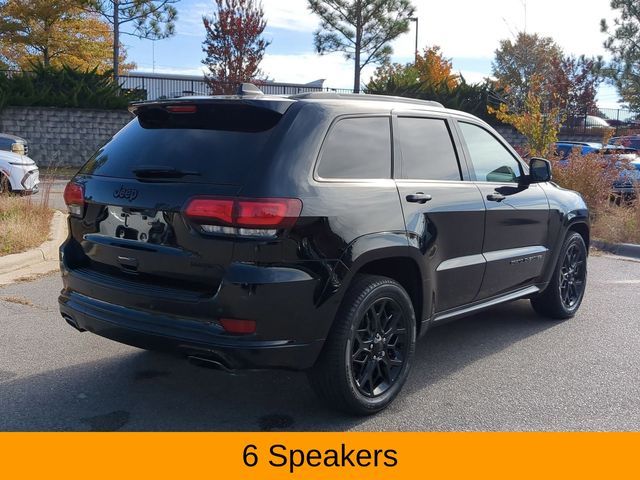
[559,107,640,137]
[118,74,354,100]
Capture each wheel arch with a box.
[330,232,426,336]
[568,221,590,252]
[355,256,424,333]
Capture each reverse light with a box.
[220,318,256,335]
[63,182,85,217]
[184,197,302,237]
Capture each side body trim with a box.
[436,245,549,272]
[433,285,540,323]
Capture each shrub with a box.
[0,63,143,110]
[550,147,640,244]
[549,149,618,212]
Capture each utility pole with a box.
[410,17,419,63]
[113,0,120,84]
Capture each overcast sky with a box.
[126,0,622,108]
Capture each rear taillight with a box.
[184,197,302,237]
[63,182,85,217]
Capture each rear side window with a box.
[397,117,461,180]
[79,104,283,185]
[317,117,391,179]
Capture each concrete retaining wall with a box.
[0,106,133,167]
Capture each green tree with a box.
[88,0,179,82]
[307,0,415,93]
[492,32,563,111]
[0,63,143,110]
[601,0,640,110]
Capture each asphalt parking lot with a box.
[0,253,639,431]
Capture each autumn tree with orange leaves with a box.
[202,0,270,94]
[366,46,460,94]
[0,0,133,73]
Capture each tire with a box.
[531,232,587,320]
[308,274,416,415]
[0,174,10,195]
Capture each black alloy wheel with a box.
[559,242,586,309]
[308,274,416,415]
[350,297,409,397]
[531,232,588,320]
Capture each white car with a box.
[0,148,40,195]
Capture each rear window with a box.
[79,104,283,185]
[316,117,391,179]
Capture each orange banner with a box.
[2,432,639,479]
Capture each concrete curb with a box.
[592,240,640,260]
[0,210,67,275]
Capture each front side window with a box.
[317,117,391,179]
[459,122,523,183]
[397,117,461,181]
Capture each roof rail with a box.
[289,91,444,108]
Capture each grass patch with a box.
[0,295,33,306]
[40,166,78,180]
[0,195,53,256]
[592,203,640,244]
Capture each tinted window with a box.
[398,117,461,180]
[317,117,391,179]
[459,122,522,183]
[79,104,283,185]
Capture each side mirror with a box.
[529,157,552,183]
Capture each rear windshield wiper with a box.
[132,166,201,179]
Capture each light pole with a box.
[409,17,419,63]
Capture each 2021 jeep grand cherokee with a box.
[59,87,589,414]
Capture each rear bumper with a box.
[59,290,324,370]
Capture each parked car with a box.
[612,158,640,197]
[609,135,640,150]
[0,133,29,156]
[564,115,614,133]
[554,141,639,195]
[0,148,39,195]
[600,145,638,162]
[59,86,590,414]
[553,141,602,160]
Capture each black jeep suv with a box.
[59,87,589,414]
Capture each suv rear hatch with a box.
[63,97,297,307]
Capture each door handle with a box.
[406,192,432,204]
[486,193,506,202]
